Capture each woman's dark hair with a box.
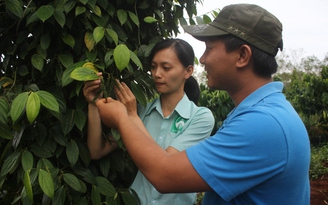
[149,39,200,104]
[215,35,278,78]
[149,38,195,68]
[184,76,200,105]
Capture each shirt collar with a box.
[145,94,192,119]
[228,82,284,118]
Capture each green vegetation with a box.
[0,0,209,204]
[0,0,327,204]
[310,144,328,180]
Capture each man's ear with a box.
[236,45,252,68]
[185,65,194,79]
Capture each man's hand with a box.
[95,97,128,129]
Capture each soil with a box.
[310,175,328,205]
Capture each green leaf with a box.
[95,176,116,196]
[106,29,118,46]
[113,44,130,71]
[104,50,114,67]
[26,12,38,26]
[130,51,143,69]
[77,142,90,167]
[59,54,73,68]
[74,110,86,132]
[37,158,54,170]
[26,92,40,123]
[99,156,110,177]
[72,166,97,185]
[144,16,157,23]
[0,98,9,124]
[121,190,138,205]
[11,92,28,124]
[63,173,82,192]
[117,9,127,25]
[24,170,33,202]
[62,34,75,48]
[61,109,74,135]
[111,129,123,148]
[91,186,101,205]
[77,197,88,205]
[36,90,59,112]
[40,33,50,50]
[179,17,188,26]
[53,186,66,205]
[93,27,105,44]
[5,0,23,18]
[0,150,21,177]
[84,32,95,52]
[31,54,44,71]
[79,0,88,5]
[62,61,84,86]
[92,5,102,17]
[22,150,33,171]
[70,67,99,81]
[31,143,53,159]
[54,10,66,28]
[78,179,87,193]
[196,16,204,24]
[38,169,54,199]
[130,81,147,107]
[128,11,139,27]
[75,6,86,16]
[66,140,79,166]
[37,5,54,22]
[203,14,212,24]
[0,124,12,140]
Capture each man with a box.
[96,4,310,204]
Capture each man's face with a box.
[199,39,238,91]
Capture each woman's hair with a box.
[214,35,278,78]
[149,38,195,68]
[149,39,200,104]
[184,76,200,105]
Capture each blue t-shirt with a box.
[186,82,310,205]
[131,94,215,205]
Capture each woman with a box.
[83,39,214,205]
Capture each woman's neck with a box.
[160,91,184,117]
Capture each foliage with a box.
[310,143,328,180]
[198,84,234,134]
[282,66,328,145]
[0,0,209,204]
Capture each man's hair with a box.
[219,35,278,77]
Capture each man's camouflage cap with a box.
[183,4,283,56]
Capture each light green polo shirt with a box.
[130,94,214,205]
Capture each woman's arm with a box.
[83,75,118,159]
[114,81,153,139]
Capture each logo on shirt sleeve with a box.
[170,116,187,133]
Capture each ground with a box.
[310,175,328,205]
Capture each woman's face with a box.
[151,47,191,95]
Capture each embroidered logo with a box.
[170,116,187,133]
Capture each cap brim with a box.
[182,24,229,41]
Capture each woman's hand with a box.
[114,80,138,117]
[83,72,103,104]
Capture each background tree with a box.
[0,0,212,204]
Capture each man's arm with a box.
[96,98,211,193]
